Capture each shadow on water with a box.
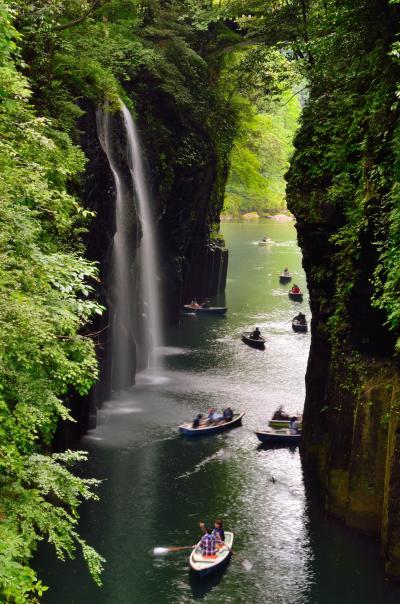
[188,563,230,600]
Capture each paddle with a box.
[153,545,194,555]
[220,543,253,571]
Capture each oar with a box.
[153,545,194,556]
[220,543,252,571]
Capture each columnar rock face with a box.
[286,0,400,574]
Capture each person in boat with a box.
[192,413,203,429]
[291,284,301,294]
[207,408,222,425]
[223,407,233,422]
[213,519,225,545]
[190,298,200,309]
[294,312,306,325]
[200,520,225,548]
[199,525,217,557]
[289,416,300,434]
[250,326,261,340]
[283,268,290,275]
[272,405,290,421]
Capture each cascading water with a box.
[97,102,162,390]
[121,105,163,375]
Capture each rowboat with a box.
[190,531,234,576]
[257,238,273,246]
[179,412,245,436]
[255,429,301,445]
[241,332,266,350]
[288,291,303,302]
[292,319,307,332]
[279,273,292,283]
[183,305,227,315]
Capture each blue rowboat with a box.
[190,531,234,576]
[179,413,244,437]
[255,429,301,445]
[279,273,292,283]
[183,305,227,315]
[288,291,303,302]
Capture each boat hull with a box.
[179,413,244,437]
[241,332,266,350]
[292,320,307,332]
[279,274,292,283]
[190,532,234,576]
[255,430,301,445]
[288,292,303,302]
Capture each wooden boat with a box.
[179,412,245,436]
[288,291,303,302]
[255,429,301,445]
[292,318,307,332]
[183,305,227,315]
[279,273,292,283]
[190,531,234,576]
[257,238,273,246]
[241,332,266,350]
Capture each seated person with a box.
[294,312,306,324]
[283,268,290,275]
[199,526,217,557]
[251,326,261,340]
[207,408,222,424]
[192,413,203,429]
[223,407,233,422]
[289,416,300,434]
[291,284,301,294]
[213,520,225,545]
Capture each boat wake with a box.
[175,448,233,480]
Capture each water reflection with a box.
[37,221,399,604]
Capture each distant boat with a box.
[292,318,307,332]
[178,412,245,436]
[279,272,292,283]
[255,430,301,445]
[190,531,234,576]
[241,332,266,350]
[258,238,273,246]
[288,290,303,302]
[183,305,227,315]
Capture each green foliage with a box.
[224,89,301,215]
[0,3,104,601]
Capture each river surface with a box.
[39,221,399,603]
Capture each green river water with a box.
[38,221,400,604]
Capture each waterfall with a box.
[121,105,163,374]
[97,103,162,390]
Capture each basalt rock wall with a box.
[286,0,400,575]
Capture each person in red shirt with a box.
[291,284,301,294]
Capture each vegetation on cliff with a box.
[4,0,400,599]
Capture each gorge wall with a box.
[287,0,400,575]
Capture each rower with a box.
[199,525,217,556]
[291,284,300,294]
[294,312,306,325]
[250,326,261,340]
[192,413,203,429]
